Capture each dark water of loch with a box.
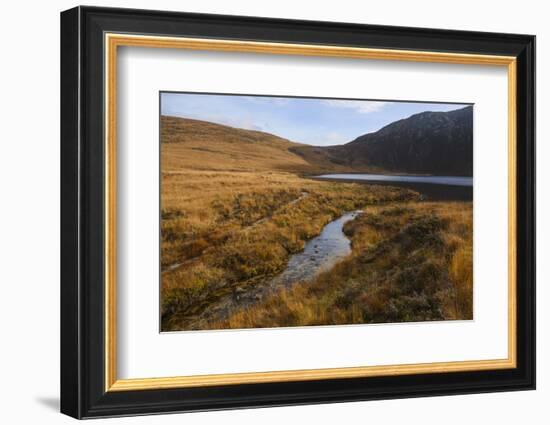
[314,173,473,201]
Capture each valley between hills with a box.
[160,108,473,331]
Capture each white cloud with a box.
[303,131,348,146]
[322,99,387,114]
[174,111,267,133]
[245,97,290,106]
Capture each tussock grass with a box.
[210,202,473,329]
[160,168,418,330]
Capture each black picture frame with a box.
[61,5,535,419]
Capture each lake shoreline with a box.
[310,174,473,201]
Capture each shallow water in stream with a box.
[271,210,362,288]
[184,211,362,328]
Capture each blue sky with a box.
[161,92,468,146]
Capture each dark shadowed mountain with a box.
[291,106,473,176]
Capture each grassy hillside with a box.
[162,116,315,173]
[161,115,368,174]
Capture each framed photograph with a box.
[60,6,535,419]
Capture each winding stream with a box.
[270,210,361,289]
[186,211,361,328]
[183,173,474,328]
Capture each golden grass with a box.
[162,116,313,173]
[211,202,473,329]
[161,168,417,330]
[161,115,374,175]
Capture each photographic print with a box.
[160,92,473,332]
[61,9,535,417]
